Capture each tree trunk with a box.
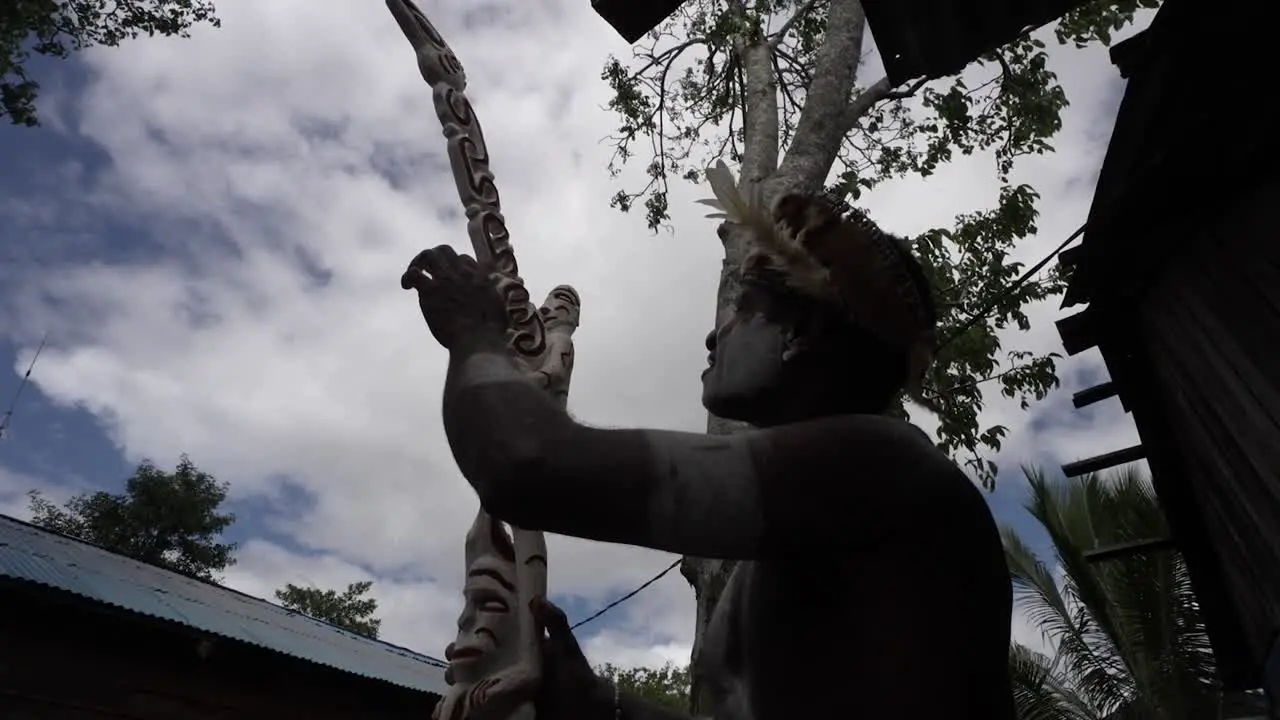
[683,238,754,716]
[679,1,873,716]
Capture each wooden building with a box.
[1053,0,1276,701]
[0,514,448,718]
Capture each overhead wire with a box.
[0,332,49,441]
[569,558,682,630]
[937,222,1086,351]
[933,100,1229,354]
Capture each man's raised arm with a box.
[406,245,969,560]
[442,335,967,559]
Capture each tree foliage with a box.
[275,580,383,639]
[599,0,1158,485]
[596,663,691,712]
[1,0,220,126]
[28,454,236,581]
[1002,465,1249,719]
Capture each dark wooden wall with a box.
[1137,179,1280,672]
[0,580,438,719]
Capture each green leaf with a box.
[274,581,383,639]
[2,0,221,127]
[27,454,237,581]
[596,663,691,711]
[1003,465,1222,718]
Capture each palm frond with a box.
[1021,466,1138,712]
[1010,464,1222,719]
[1008,643,1100,720]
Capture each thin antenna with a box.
[0,333,49,441]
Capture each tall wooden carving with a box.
[385,3,580,719]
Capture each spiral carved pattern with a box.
[394,0,546,360]
[387,5,576,720]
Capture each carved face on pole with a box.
[539,285,581,333]
[446,511,522,686]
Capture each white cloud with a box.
[1,0,1153,671]
[0,467,43,519]
[224,538,460,657]
[0,464,90,520]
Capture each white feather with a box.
[694,198,730,220]
[698,160,765,224]
[696,160,832,300]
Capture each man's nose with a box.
[705,329,717,352]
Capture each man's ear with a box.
[781,325,810,362]
[781,304,835,362]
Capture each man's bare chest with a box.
[698,544,1010,719]
[698,561,875,718]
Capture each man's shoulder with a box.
[786,413,958,469]
[751,412,977,508]
[801,411,935,441]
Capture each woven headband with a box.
[697,161,939,411]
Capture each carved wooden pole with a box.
[385,3,580,719]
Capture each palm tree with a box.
[1009,642,1097,720]
[1002,464,1226,720]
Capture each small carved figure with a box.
[386,0,548,360]
[402,161,1018,720]
[534,286,580,404]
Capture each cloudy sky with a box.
[0,0,1152,674]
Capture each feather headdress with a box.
[697,160,940,412]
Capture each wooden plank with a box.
[1059,245,1092,308]
[592,0,685,43]
[1058,244,1085,272]
[1,590,433,720]
[1056,307,1099,356]
[1061,444,1146,477]
[1072,381,1118,409]
[1085,536,1173,562]
[1264,633,1280,709]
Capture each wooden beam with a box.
[1109,29,1152,79]
[1062,444,1146,477]
[592,0,686,42]
[1085,537,1173,563]
[1264,633,1280,709]
[1072,381,1118,409]
[1057,244,1085,272]
[1055,307,1099,356]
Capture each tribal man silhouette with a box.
[401,162,1016,720]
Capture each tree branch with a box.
[887,75,929,100]
[720,0,774,183]
[627,37,708,83]
[932,359,1039,396]
[767,0,822,50]
[840,75,928,133]
[738,44,780,190]
[772,0,867,195]
[773,46,813,86]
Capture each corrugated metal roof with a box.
[0,514,450,696]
